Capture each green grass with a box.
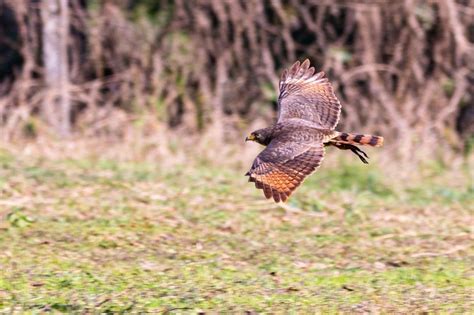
[0,151,473,313]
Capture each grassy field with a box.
[0,149,473,313]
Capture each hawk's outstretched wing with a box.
[278,59,341,130]
[246,137,325,202]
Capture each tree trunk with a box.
[41,0,70,137]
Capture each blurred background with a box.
[0,1,473,312]
[0,0,473,164]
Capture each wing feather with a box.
[278,59,341,130]
[246,139,325,202]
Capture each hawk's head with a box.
[245,127,273,146]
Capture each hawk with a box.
[245,59,383,202]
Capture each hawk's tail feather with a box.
[334,132,384,147]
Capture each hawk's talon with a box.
[350,147,369,164]
[328,142,369,164]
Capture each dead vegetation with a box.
[0,0,473,162]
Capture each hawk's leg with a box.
[326,141,369,164]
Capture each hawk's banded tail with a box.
[333,132,384,147]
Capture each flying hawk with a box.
[245,59,383,202]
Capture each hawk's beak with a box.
[245,134,256,142]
